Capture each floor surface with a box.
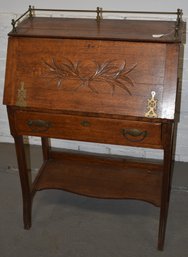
[0,143,188,257]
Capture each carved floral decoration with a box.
[43,58,137,95]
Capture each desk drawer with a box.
[14,111,162,148]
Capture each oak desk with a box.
[3,7,185,250]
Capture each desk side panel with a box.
[3,38,17,106]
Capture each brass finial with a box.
[96,7,102,22]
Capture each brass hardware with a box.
[145,91,158,118]
[28,5,35,17]
[27,120,52,132]
[175,8,183,38]
[11,19,16,33]
[96,7,100,21]
[10,7,183,34]
[80,120,91,127]
[96,7,103,21]
[16,82,27,107]
[11,6,34,33]
[122,128,148,142]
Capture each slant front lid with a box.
[4,35,179,120]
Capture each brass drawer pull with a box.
[27,119,52,132]
[122,128,148,142]
[80,120,91,127]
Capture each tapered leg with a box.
[158,166,170,251]
[41,137,51,161]
[14,135,32,229]
[158,123,174,250]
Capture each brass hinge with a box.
[145,91,158,118]
[16,82,27,107]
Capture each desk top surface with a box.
[9,17,185,43]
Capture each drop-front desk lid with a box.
[3,9,185,121]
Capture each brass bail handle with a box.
[27,120,52,132]
[122,128,148,142]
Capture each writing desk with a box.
[3,7,185,250]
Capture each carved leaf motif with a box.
[43,58,137,95]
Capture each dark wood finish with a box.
[158,122,174,250]
[3,13,185,250]
[13,110,162,148]
[3,37,179,120]
[41,137,51,161]
[9,17,184,43]
[33,150,163,206]
[14,135,32,229]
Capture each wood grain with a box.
[3,14,185,250]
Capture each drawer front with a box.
[14,111,162,148]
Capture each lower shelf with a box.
[32,150,163,206]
